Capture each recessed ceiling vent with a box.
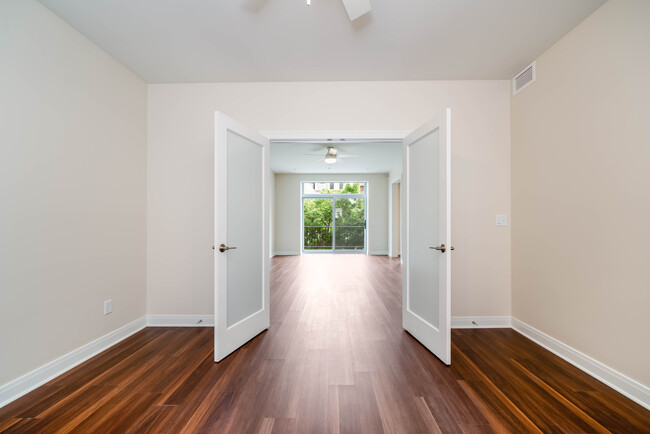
[513,61,536,95]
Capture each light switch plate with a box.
[496,215,508,227]
[104,299,112,315]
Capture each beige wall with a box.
[274,174,388,254]
[511,0,650,386]
[0,0,147,386]
[147,80,511,317]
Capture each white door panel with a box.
[402,108,451,365]
[215,112,270,362]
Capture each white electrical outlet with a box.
[496,214,508,227]
[104,299,112,315]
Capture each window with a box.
[302,182,367,252]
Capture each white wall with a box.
[147,80,511,317]
[274,174,388,255]
[511,0,650,387]
[0,0,147,386]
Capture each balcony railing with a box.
[303,226,332,250]
[303,226,364,251]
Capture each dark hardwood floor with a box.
[1,255,649,433]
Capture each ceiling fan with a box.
[306,0,371,21]
[305,146,359,165]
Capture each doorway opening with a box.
[215,114,451,366]
[301,181,367,253]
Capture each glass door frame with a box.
[301,182,368,254]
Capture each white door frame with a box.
[260,131,410,142]
[389,177,401,258]
[215,125,450,361]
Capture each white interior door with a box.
[214,112,270,362]
[402,108,451,365]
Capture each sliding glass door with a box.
[303,197,333,251]
[334,197,365,251]
[302,182,367,253]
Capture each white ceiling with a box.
[37,0,605,83]
[271,142,402,174]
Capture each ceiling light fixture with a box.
[324,147,337,164]
[306,0,311,6]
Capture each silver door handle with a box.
[430,244,455,252]
[430,244,446,252]
[219,244,237,253]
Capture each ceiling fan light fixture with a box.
[324,146,338,164]
[324,146,337,164]
[306,0,311,6]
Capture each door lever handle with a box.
[429,244,455,252]
[218,244,237,253]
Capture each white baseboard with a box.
[0,316,147,409]
[511,317,650,411]
[452,316,512,329]
[368,251,389,256]
[146,315,214,327]
[273,251,300,256]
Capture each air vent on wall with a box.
[513,61,536,95]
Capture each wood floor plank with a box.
[450,342,543,433]
[1,418,40,433]
[10,385,68,419]
[580,390,650,433]
[295,349,330,434]
[2,255,648,433]
[124,405,178,434]
[337,384,362,434]
[21,385,115,433]
[0,419,21,432]
[258,417,275,434]
[263,351,304,419]
[327,385,340,434]
[457,380,510,434]
[509,358,610,433]
[49,327,168,388]
[41,353,164,432]
[351,372,384,434]
[413,396,443,434]
[172,349,248,432]
[270,418,298,434]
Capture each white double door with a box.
[214,109,451,365]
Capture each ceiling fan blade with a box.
[304,152,325,156]
[341,0,371,21]
[338,154,359,158]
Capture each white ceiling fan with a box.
[306,0,371,21]
[305,146,359,165]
